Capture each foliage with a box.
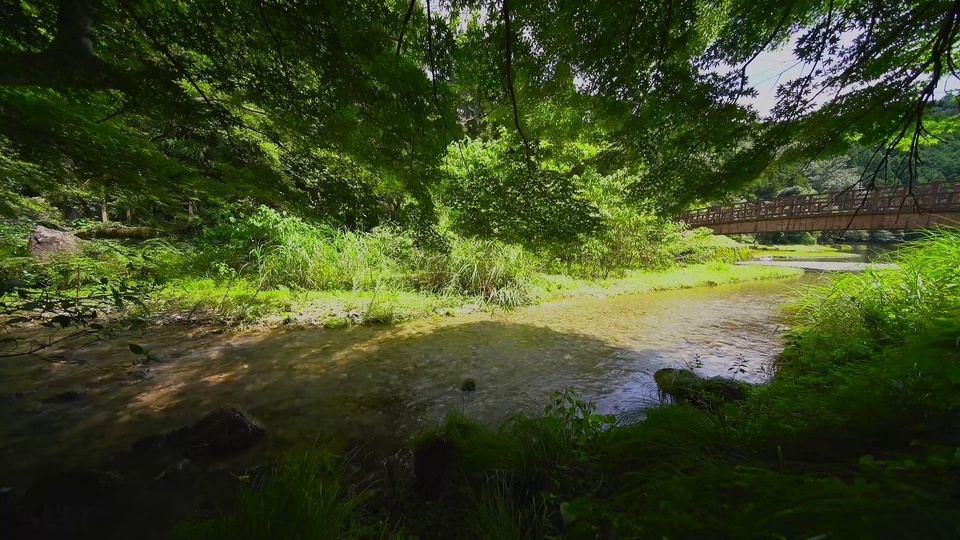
[191,205,539,306]
[171,446,392,540]
[0,276,149,362]
[408,235,540,306]
[194,206,409,291]
[441,136,601,249]
[755,230,821,245]
[4,0,956,236]
[787,228,960,357]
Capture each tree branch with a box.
[502,0,533,164]
[396,0,418,55]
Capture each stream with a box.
[0,270,832,489]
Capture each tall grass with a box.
[171,446,390,540]
[787,228,960,355]
[192,207,540,307]
[409,237,540,306]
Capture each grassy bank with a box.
[148,262,801,328]
[175,230,960,538]
[2,208,796,330]
[748,243,853,257]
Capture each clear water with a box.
[0,273,827,485]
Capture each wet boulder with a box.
[27,225,81,260]
[167,406,267,457]
[653,368,702,403]
[133,406,267,458]
[653,368,751,410]
[700,376,751,404]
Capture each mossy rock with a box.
[653,368,751,410]
[653,368,702,403]
[459,378,477,392]
[323,317,350,329]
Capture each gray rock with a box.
[27,225,81,260]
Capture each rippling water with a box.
[0,272,827,484]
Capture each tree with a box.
[2,0,958,222]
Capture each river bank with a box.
[148,262,802,330]
[0,238,911,539]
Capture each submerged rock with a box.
[653,368,751,410]
[153,459,196,483]
[459,378,477,392]
[42,390,85,404]
[167,406,267,457]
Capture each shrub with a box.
[409,236,540,306]
[787,228,960,351]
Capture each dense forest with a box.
[2,0,960,538]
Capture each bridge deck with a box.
[676,180,960,234]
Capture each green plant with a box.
[544,388,616,448]
[171,446,392,540]
[0,276,150,363]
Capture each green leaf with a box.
[128,343,146,355]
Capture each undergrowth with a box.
[1,207,766,326]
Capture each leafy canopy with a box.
[1,0,958,219]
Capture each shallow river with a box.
[0,271,831,486]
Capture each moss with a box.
[653,368,750,409]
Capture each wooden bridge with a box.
[676,180,960,234]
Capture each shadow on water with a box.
[1,320,629,483]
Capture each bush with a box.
[193,206,409,290]
[192,206,541,306]
[755,230,821,244]
[0,235,188,291]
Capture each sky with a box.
[742,42,960,116]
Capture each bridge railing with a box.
[677,180,960,227]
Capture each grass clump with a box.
[172,446,393,540]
